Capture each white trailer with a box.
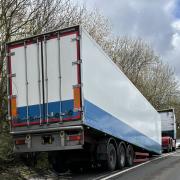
[7,25,161,172]
[158,109,176,152]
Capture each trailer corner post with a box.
[24,41,29,126]
[36,38,42,125]
[57,32,63,123]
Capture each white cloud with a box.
[172,20,180,31]
[172,33,180,47]
[165,20,180,76]
[164,0,176,14]
[74,0,180,78]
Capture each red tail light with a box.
[15,139,25,145]
[68,135,81,141]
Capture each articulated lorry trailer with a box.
[7,25,161,172]
[158,109,176,152]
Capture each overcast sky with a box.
[74,0,180,80]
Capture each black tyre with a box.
[126,144,134,167]
[69,164,81,173]
[106,143,117,171]
[48,152,67,173]
[167,144,171,153]
[117,142,126,169]
[20,152,37,167]
[172,146,176,151]
[69,162,90,173]
[170,143,173,152]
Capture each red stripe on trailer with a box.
[9,31,78,49]
[48,31,79,40]
[75,30,82,119]
[9,41,33,49]
[76,31,81,84]
[12,114,81,127]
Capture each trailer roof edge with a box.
[158,108,175,113]
[6,25,81,45]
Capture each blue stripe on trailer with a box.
[84,100,161,154]
[17,99,77,122]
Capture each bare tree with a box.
[0,0,111,122]
[106,37,158,83]
[138,62,179,109]
[106,36,180,110]
[0,0,45,121]
[26,2,111,45]
[0,0,179,121]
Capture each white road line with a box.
[94,152,176,180]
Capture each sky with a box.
[74,0,180,80]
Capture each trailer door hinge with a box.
[72,59,82,65]
[6,52,15,57]
[74,107,83,112]
[7,115,11,121]
[8,73,16,78]
[8,95,17,99]
[73,84,82,88]
[71,36,81,42]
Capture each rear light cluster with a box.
[15,139,25,145]
[73,86,81,110]
[66,134,82,141]
[11,96,17,117]
[14,130,84,148]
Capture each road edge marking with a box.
[95,152,176,180]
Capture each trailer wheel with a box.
[117,142,126,169]
[20,152,37,167]
[48,152,67,173]
[170,145,172,152]
[167,144,172,153]
[126,144,134,167]
[106,143,117,171]
[69,163,81,173]
[170,142,173,152]
[172,146,176,151]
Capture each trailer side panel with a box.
[81,29,161,154]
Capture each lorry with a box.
[158,109,176,152]
[7,25,161,172]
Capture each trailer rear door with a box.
[7,28,81,127]
[159,109,176,139]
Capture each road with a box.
[56,150,180,180]
[108,150,180,180]
[34,150,180,180]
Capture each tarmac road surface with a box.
[100,150,180,180]
[53,150,180,180]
